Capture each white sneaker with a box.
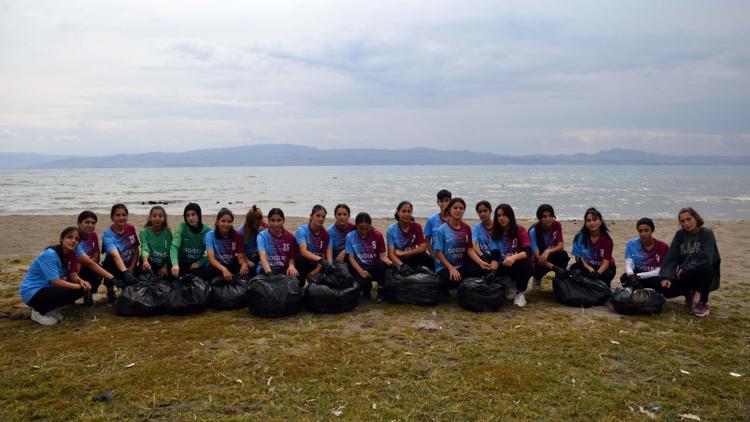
[505,287,517,300]
[513,292,527,307]
[532,278,542,291]
[31,309,58,326]
[47,308,64,322]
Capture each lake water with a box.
[1,165,748,220]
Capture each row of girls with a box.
[20,193,721,326]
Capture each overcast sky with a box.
[1,1,749,156]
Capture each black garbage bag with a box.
[247,273,303,317]
[552,269,611,308]
[305,264,360,314]
[611,287,666,315]
[383,265,442,306]
[164,274,211,314]
[115,280,171,316]
[457,275,511,312]
[209,275,252,310]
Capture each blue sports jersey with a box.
[295,224,330,258]
[529,220,564,255]
[432,222,472,272]
[345,229,386,270]
[205,230,244,265]
[471,222,493,256]
[423,213,446,238]
[102,224,139,267]
[19,249,76,304]
[489,225,531,261]
[571,232,615,267]
[257,229,298,269]
[327,223,355,258]
[237,223,267,262]
[386,221,425,251]
[76,232,100,261]
[624,237,668,273]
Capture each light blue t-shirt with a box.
[19,249,69,304]
[432,222,472,272]
[471,222,493,256]
[423,213,446,239]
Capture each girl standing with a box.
[237,205,268,278]
[432,197,484,292]
[529,204,569,291]
[296,205,333,282]
[345,212,392,300]
[489,204,533,307]
[659,208,721,317]
[387,201,433,270]
[102,203,140,303]
[327,204,355,263]
[257,208,299,277]
[205,208,250,281]
[170,203,211,278]
[20,227,91,325]
[139,206,173,278]
[570,207,616,286]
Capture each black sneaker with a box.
[106,287,117,305]
[83,289,94,306]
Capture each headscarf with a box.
[183,203,203,233]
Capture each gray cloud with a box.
[0,1,748,156]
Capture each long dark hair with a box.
[394,201,414,221]
[110,203,128,218]
[491,203,518,241]
[242,205,263,242]
[268,208,285,220]
[145,206,169,229]
[579,207,610,245]
[309,204,327,225]
[334,203,351,216]
[214,208,235,238]
[48,226,83,265]
[475,200,491,213]
[442,197,466,219]
[355,212,372,225]
[533,204,555,253]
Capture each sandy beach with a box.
[0,214,745,282]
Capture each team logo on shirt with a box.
[372,241,377,249]
[128,235,136,244]
[282,244,290,252]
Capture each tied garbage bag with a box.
[115,280,171,316]
[457,275,512,312]
[209,275,252,310]
[165,274,211,314]
[611,287,666,315]
[383,266,441,306]
[305,263,360,314]
[247,273,302,317]
[553,269,611,307]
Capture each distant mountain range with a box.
[0,144,748,169]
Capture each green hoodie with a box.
[140,226,173,268]
[169,222,210,267]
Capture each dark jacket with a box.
[659,227,721,290]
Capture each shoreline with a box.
[0,214,745,282]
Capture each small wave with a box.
[729,196,750,202]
